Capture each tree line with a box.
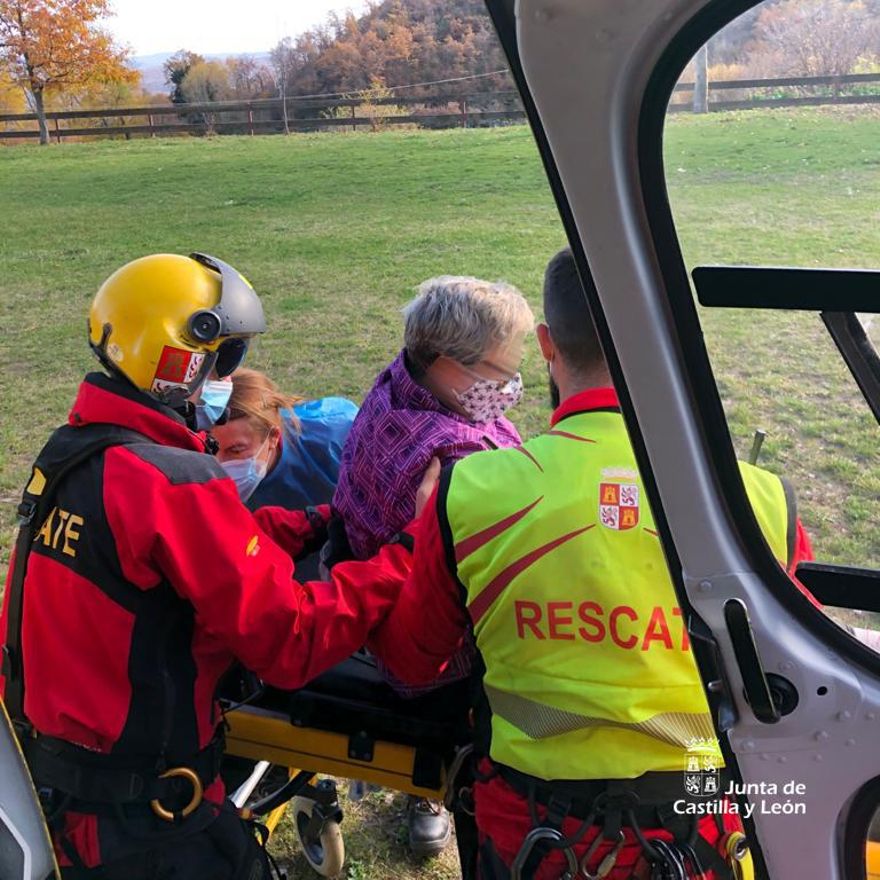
[162,0,512,108]
[162,0,880,110]
[2,0,879,145]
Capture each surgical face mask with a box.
[454,371,524,422]
[194,380,233,431]
[221,435,271,503]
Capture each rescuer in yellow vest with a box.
[370,248,815,880]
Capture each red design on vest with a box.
[514,446,544,472]
[455,496,543,564]
[468,525,594,625]
[546,430,597,443]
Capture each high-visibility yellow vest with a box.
[443,408,794,781]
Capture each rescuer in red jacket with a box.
[0,253,408,879]
[369,248,816,880]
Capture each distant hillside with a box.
[282,0,801,98]
[285,0,512,97]
[285,0,880,99]
[130,0,879,103]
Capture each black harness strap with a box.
[25,732,224,806]
[497,762,737,880]
[519,785,575,878]
[1,426,147,733]
[655,804,734,880]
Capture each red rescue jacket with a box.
[0,372,408,866]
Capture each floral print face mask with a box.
[454,371,524,422]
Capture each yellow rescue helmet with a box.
[88,252,266,405]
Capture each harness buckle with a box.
[17,499,37,526]
[150,766,204,822]
[510,827,578,880]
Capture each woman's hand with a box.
[415,457,442,518]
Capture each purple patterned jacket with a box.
[333,349,522,561]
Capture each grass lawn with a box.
[1,108,878,877]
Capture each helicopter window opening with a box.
[691,267,880,421]
[663,1,880,869]
[691,265,880,422]
[664,2,880,571]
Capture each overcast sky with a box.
[107,0,368,57]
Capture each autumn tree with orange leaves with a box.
[0,0,135,144]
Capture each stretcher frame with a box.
[225,704,447,800]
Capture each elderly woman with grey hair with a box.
[331,275,534,855]
[334,275,534,562]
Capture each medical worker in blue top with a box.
[210,367,358,577]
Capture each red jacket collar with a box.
[550,387,620,427]
[69,373,207,452]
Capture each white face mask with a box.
[221,435,271,503]
[454,371,524,422]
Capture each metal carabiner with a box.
[510,826,579,880]
[580,830,625,879]
[457,785,475,816]
[150,766,203,822]
[722,831,751,880]
[443,743,475,811]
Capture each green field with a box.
[1,108,879,878]
[1,108,878,568]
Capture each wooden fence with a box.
[2,73,879,143]
[667,71,880,113]
[0,90,525,142]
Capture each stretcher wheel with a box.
[292,795,345,877]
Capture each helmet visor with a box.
[189,252,266,338]
[215,337,250,378]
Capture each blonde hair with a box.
[227,368,304,436]
[403,276,534,370]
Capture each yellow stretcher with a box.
[225,710,450,876]
[222,654,468,876]
[226,707,447,799]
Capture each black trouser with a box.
[478,837,512,880]
[59,805,271,880]
[453,801,480,880]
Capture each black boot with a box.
[407,796,452,858]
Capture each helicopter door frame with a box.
[482,0,880,876]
